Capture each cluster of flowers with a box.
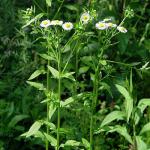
[40,12,127,33]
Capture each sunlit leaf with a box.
[46,0,52,7]
[43,132,57,147]
[48,66,59,79]
[109,125,133,144]
[28,69,45,80]
[61,72,75,81]
[140,122,150,135]
[27,81,45,90]
[82,138,90,149]
[100,111,125,127]
[22,13,44,28]
[79,66,89,74]
[22,121,42,137]
[137,98,150,113]
[38,53,55,61]
[115,84,133,122]
[136,136,147,150]
[60,140,81,147]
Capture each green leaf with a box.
[38,53,55,61]
[109,125,133,144]
[27,81,45,90]
[99,60,107,66]
[64,5,78,12]
[140,122,150,135]
[22,121,42,137]
[100,82,113,98]
[46,0,52,7]
[22,13,44,28]
[48,66,59,79]
[61,97,74,107]
[61,140,81,148]
[43,121,56,131]
[135,99,150,125]
[115,84,133,122]
[43,132,57,147]
[61,72,75,81]
[82,138,90,149]
[137,98,150,113]
[79,66,89,74]
[28,69,45,80]
[8,115,29,127]
[100,111,125,127]
[49,102,56,120]
[136,136,147,150]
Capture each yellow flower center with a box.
[98,23,105,27]
[65,23,71,28]
[83,16,88,20]
[43,21,48,25]
[108,23,113,27]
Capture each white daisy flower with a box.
[106,22,117,28]
[50,20,63,26]
[62,22,73,31]
[95,22,108,30]
[117,26,127,33]
[80,12,90,24]
[40,20,51,28]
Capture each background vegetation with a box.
[0,0,150,149]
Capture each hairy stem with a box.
[90,66,99,150]
[46,49,50,150]
[57,48,61,150]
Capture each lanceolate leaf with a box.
[61,97,74,107]
[137,98,150,113]
[136,136,147,150]
[82,138,90,149]
[38,53,55,61]
[48,66,59,79]
[23,121,42,137]
[8,115,29,127]
[28,69,45,80]
[27,81,45,90]
[115,84,133,122]
[22,13,44,28]
[140,122,150,135]
[61,140,81,147]
[43,132,57,147]
[61,72,75,81]
[100,111,125,127]
[49,102,56,120]
[135,99,150,125]
[46,0,52,7]
[109,125,133,144]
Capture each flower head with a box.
[95,22,108,30]
[40,20,51,28]
[106,22,117,28]
[80,12,90,24]
[62,22,73,31]
[117,26,127,33]
[50,20,63,26]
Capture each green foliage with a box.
[0,0,150,150]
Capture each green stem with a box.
[46,49,50,150]
[57,47,61,150]
[90,66,99,150]
[74,40,79,95]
